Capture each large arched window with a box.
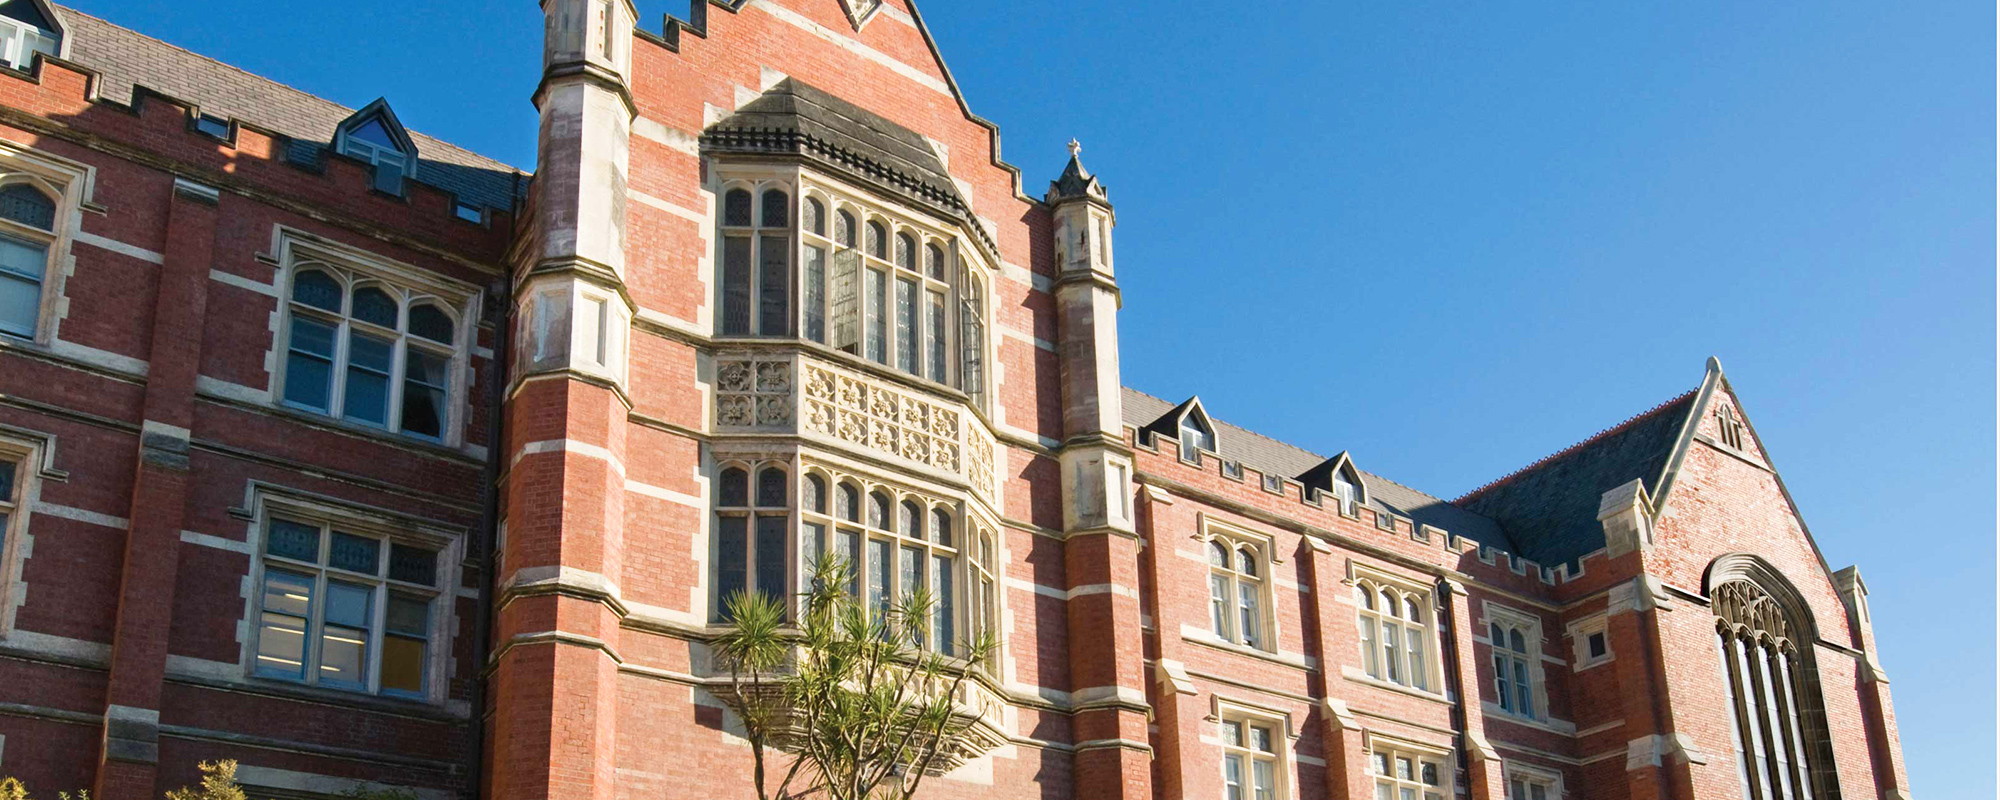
[0,181,56,339]
[1711,565,1840,800]
[281,265,462,441]
[1207,539,1265,649]
[718,185,791,337]
[1356,578,1436,692]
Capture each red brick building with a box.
[0,3,1911,800]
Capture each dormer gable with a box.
[1297,451,1367,512]
[1139,396,1218,463]
[0,0,62,70]
[333,98,419,195]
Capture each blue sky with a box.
[70,1,1994,795]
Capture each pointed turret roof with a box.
[1046,139,1109,204]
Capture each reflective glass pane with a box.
[803,198,824,236]
[256,608,308,679]
[895,277,917,372]
[932,554,954,654]
[721,236,752,335]
[895,233,915,270]
[864,268,886,363]
[715,516,747,621]
[932,509,952,546]
[868,538,892,619]
[1249,724,1272,753]
[0,272,39,336]
[1222,720,1243,746]
[0,235,44,279]
[804,474,826,513]
[387,594,429,636]
[283,319,336,409]
[351,287,397,328]
[1252,760,1274,799]
[318,622,368,688]
[1208,540,1229,568]
[927,289,947,381]
[925,244,944,280]
[328,531,381,574]
[758,234,789,336]
[761,189,788,228]
[804,245,826,343]
[869,492,891,529]
[267,520,321,562]
[380,633,426,696]
[866,221,885,259]
[344,334,393,425]
[261,568,315,617]
[899,500,920,538]
[755,515,787,601]
[1509,628,1526,653]
[324,580,373,628]
[1421,761,1439,785]
[349,118,398,147]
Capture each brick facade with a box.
[0,3,1908,800]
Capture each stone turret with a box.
[1047,140,1129,533]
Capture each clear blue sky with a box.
[70,1,1993,795]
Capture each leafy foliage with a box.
[164,760,245,800]
[713,555,999,800]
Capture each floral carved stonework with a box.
[715,356,793,429]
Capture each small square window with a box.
[454,203,483,223]
[1261,474,1284,494]
[1587,632,1607,659]
[194,114,230,139]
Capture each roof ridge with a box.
[1454,389,1699,504]
[58,6,518,173]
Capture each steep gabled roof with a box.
[58,7,524,211]
[1455,390,1699,570]
[1121,387,1513,550]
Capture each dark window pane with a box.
[804,474,826,513]
[389,543,438,585]
[933,554,954,654]
[803,245,826,343]
[724,189,752,227]
[864,268,886,363]
[932,509,951,546]
[721,236,751,335]
[0,459,14,503]
[829,249,860,353]
[267,519,321,562]
[380,631,426,696]
[324,579,373,627]
[869,492,891,529]
[895,233,915,271]
[349,118,398,148]
[401,350,450,439]
[715,516,747,621]
[409,303,455,344]
[352,287,398,328]
[761,189,788,228]
[925,244,945,280]
[899,500,920,538]
[927,289,946,381]
[837,483,859,522]
[283,318,335,410]
[0,184,54,230]
[866,221,885,259]
[757,234,789,336]
[291,270,342,312]
[895,277,917,373]
[803,197,824,236]
[329,531,381,574]
[344,333,393,426]
[387,594,430,635]
[755,515,787,602]
[719,467,749,507]
[836,210,856,246]
[756,467,788,508]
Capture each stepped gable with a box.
[1121,387,1512,551]
[1456,390,1698,571]
[59,6,525,211]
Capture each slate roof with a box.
[58,7,525,212]
[703,78,991,250]
[1456,391,1698,571]
[1121,387,1514,551]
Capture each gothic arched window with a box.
[1711,567,1840,800]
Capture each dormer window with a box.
[0,1,59,71]
[1331,472,1359,510]
[334,99,418,196]
[1178,411,1215,462]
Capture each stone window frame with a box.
[270,230,482,448]
[1566,613,1613,671]
[1480,600,1550,722]
[239,486,463,706]
[1364,732,1453,800]
[1210,696,1295,800]
[1503,759,1564,800]
[1347,562,1444,695]
[0,141,90,349]
[1200,515,1281,653]
[0,425,57,638]
[709,458,794,623]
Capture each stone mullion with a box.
[1718,630,1766,800]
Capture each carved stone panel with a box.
[715,355,794,430]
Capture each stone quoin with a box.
[0,3,1911,800]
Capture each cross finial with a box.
[1067,138,1082,158]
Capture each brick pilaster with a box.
[1303,539,1372,800]
[1441,578,1506,800]
[93,177,221,800]
[1064,529,1152,799]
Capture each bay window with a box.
[724,462,1000,667]
[252,516,442,699]
[725,175,990,406]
